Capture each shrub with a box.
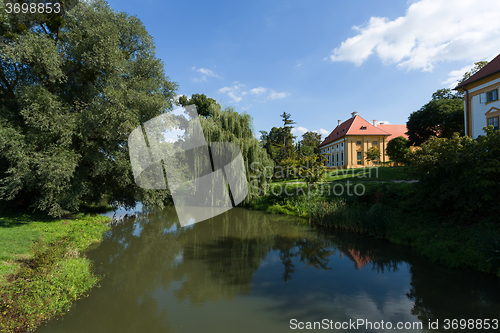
[406,127,500,220]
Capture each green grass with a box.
[272,166,412,184]
[0,213,109,283]
[0,212,110,332]
[324,166,411,182]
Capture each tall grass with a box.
[308,200,386,236]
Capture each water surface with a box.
[37,207,500,332]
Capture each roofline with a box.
[454,54,500,90]
[454,69,500,90]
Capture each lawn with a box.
[0,213,110,284]
[324,166,411,182]
[272,166,412,184]
[0,212,111,332]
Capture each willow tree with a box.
[199,103,274,203]
[0,0,177,216]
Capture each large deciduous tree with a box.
[406,89,464,146]
[386,136,410,166]
[299,131,322,156]
[0,0,178,216]
[178,93,218,118]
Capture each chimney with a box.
[373,119,377,127]
[351,111,358,118]
[337,119,342,126]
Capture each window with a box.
[361,126,367,130]
[373,141,377,145]
[488,116,499,130]
[486,89,499,103]
[356,141,361,145]
[357,152,362,160]
[357,161,362,165]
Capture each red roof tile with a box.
[376,124,408,141]
[455,54,500,90]
[319,115,390,147]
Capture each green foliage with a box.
[297,155,326,185]
[251,181,496,274]
[299,131,322,156]
[178,93,218,118]
[431,88,462,100]
[406,127,500,219]
[323,166,410,182]
[260,126,284,162]
[0,0,178,216]
[407,94,464,146]
[280,112,296,160]
[298,144,315,157]
[365,146,380,162]
[0,241,98,332]
[200,105,274,203]
[386,136,410,166]
[0,213,110,332]
[454,61,488,98]
[459,61,489,84]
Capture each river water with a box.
[37,207,499,332]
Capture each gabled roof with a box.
[376,124,408,141]
[455,54,500,90]
[319,115,390,147]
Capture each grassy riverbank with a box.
[249,170,500,276]
[0,212,111,332]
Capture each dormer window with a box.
[337,132,340,135]
[361,126,367,130]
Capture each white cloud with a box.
[191,66,222,82]
[218,85,289,103]
[173,94,185,104]
[249,87,267,95]
[319,128,330,136]
[292,126,308,136]
[218,85,247,103]
[442,63,475,88]
[327,0,500,71]
[191,76,207,83]
[269,90,290,99]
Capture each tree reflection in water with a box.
[36,207,500,333]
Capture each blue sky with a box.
[106,0,500,139]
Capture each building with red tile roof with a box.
[319,112,408,168]
[454,54,500,138]
[376,124,409,141]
